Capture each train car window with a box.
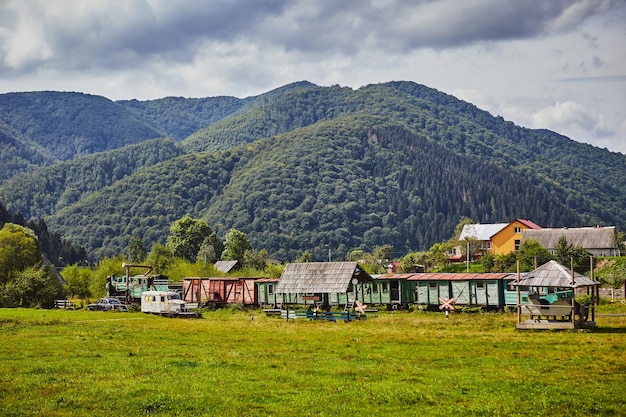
[476,282,485,289]
[372,283,378,292]
[268,284,274,295]
[429,282,436,289]
[382,283,388,292]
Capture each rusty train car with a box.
[182,277,259,306]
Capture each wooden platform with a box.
[516,319,596,330]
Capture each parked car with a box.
[88,298,128,312]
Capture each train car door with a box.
[390,281,400,304]
[452,281,470,304]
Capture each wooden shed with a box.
[182,277,258,306]
[515,260,600,330]
[275,262,372,307]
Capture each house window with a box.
[485,242,492,249]
[514,239,521,250]
[514,227,522,234]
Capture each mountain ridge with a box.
[0,81,623,261]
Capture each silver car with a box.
[88,297,129,312]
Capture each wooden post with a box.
[571,257,576,327]
[516,260,521,325]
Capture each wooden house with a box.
[521,226,619,257]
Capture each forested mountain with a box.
[0,138,183,220]
[45,115,581,261]
[118,96,247,140]
[0,81,624,262]
[0,120,57,184]
[0,91,165,163]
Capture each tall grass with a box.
[0,307,624,416]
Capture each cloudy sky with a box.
[1,0,625,153]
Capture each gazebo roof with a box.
[276,262,371,294]
[515,260,599,288]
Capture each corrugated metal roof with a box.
[214,260,239,273]
[459,223,508,241]
[517,218,542,230]
[522,227,615,250]
[405,273,516,281]
[515,260,599,288]
[276,262,371,294]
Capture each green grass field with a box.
[1,306,625,417]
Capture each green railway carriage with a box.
[405,273,518,309]
[359,275,417,308]
[255,279,280,307]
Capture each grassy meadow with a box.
[0,306,625,417]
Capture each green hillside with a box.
[118,95,247,140]
[0,121,57,185]
[0,138,183,220]
[0,81,624,262]
[0,91,164,162]
[46,115,581,261]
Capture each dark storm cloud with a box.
[0,0,618,73]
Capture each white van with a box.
[141,291,199,317]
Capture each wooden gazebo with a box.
[515,260,600,330]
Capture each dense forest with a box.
[0,81,624,262]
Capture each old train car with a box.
[359,275,417,308]
[182,277,259,306]
[255,279,280,307]
[406,273,518,310]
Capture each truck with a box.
[140,290,201,318]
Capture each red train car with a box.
[182,277,259,306]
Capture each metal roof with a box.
[214,260,239,273]
[459,223,508,241]
[514,260,599,288]
[276,262,371,294]
[404,273,516,281]
[521,226,616,250]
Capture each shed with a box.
[514,260,600,330]
[276,262,372,307]
[214,260,240,273]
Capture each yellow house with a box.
[490,219,541,255]
[459,219,541,258]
